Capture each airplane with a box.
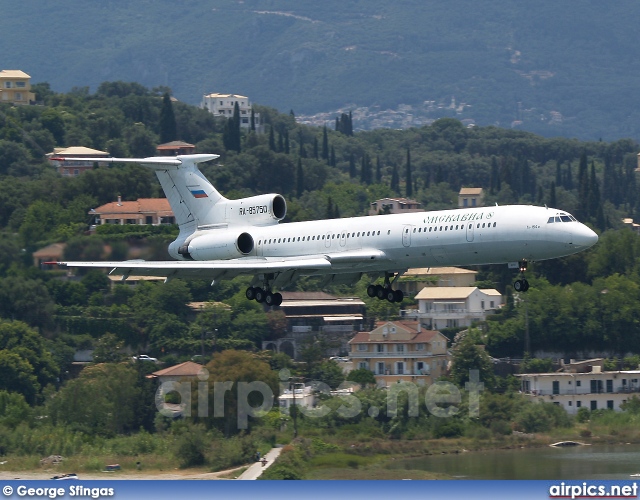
[51,153,598,306]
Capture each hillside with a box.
[4,1,640,140]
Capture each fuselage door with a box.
[466,222,475,242]
[325,232,332,248]
[340,231,347,247]
[402,225,412,247]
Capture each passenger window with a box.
[482,223,485,228]
[493,222,497,227]
[413,228,416,233]
[477,224,480,228]
[429,227,432,232]
[444,226,447,231]
[450,225,453,230]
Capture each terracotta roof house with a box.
[156,141,195,156]
[33,242,66,268]
[89,197,174,226]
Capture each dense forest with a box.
[2,81,640,473]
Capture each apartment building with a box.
[349,321,450,387]
[0,70,35,105]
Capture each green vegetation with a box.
[0,81,640,476]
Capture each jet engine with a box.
[177,231,254,260]
[221,194,286,226]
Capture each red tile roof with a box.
[91,198,173,216]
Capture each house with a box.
[517,360,640,414]
[47,146,110,176]
[458,188,484,208]
[262,292,365,360]
[348,321,450,387]
[0,70,35,105]
[369,197,422,216]
[201,93,262,131]
[405,286,502,330]
[148,361,205,384]
[89,197,175,226]
[33,242,66,268]
[278,383,315,413]
[399,267,477,296]
[156,141,195,156]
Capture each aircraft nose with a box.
[572,224,598,248]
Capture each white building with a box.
[404,286,502,330]
[201,93,261,131]
[517,366,640,414]
[278,384,315,413]
[368,198,422,216]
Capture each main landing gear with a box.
[246,286,283,306]
[367,273,404,303]
[513,260,530,292]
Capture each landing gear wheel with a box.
[367,284,378,298]
[514,279,529,292]
[272,292,283,306]
[265,292,275,306]
[254,287,266,303]
[375,285,385,299]
[245,287,256,300]
[393,289,404,303]
[385,289,396,303]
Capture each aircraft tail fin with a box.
[54,154,225,231]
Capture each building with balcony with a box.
[404,286,502,330]
[262,292,365,360]
[517,359,640,414]
[348,321,450,387]
[0,70,35,105]
[89,197,175,226]
[368,197,422,216]
[458,187,484,208]
[399,267,477,296]
[201,93,262,131]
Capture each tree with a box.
[405,147,413,197]
[450,332,495,389]
[203,350,279,436]
[296,158,304,197]
[321,125,329,160]
[347,368,376,387]
[159,93,177,143]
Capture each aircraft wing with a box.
[53,249,389,282]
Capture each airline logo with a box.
[190,189,208,198]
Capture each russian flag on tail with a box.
[190,189,208,198]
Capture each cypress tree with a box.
[588,161,601,219]
[349,153,356,178]
[296,158,304,197]
[326,197,334,219]
[578,151,589,217]
[361,154,372,185]
[391,165,399,193]
[278,130,284,152]
[284,129,290,154]
[405,148,413,197]
[376,155,382,183]
[232,102,241,153]
[330,146,336,167]
[549,181,557,207]
[159,93,177,144]
[269,126,276,151]
[490,157,499,194]
[250,108,256,132]
[313,137,319,160]
[321,126,329,160]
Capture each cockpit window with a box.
[548,217,554,223]
[569,215,577,221]
[554,217,562,222]
[560,215,571,222]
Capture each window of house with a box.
[358,344,367,351]
[377,344,384,353]
[416,343,425,351]
[607,400,614,410]
[576,400,582,407]
[396,344,404,353]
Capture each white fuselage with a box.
[177,205,598,273]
